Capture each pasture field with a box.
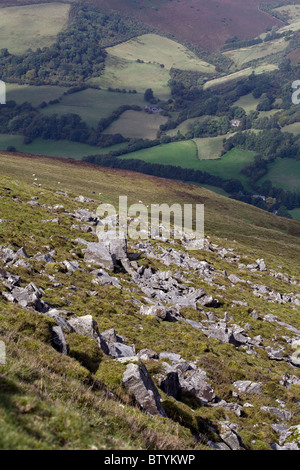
[121,142,256,191]
[280,20,300,33]
[234,94,260,114]
[258,157,300,192]
[282,122,300,136]
[233,94,282,118]
[274,4,300,23]
[6,83,67,107]
[107,34,215,73]
[120,140,198,167]
[193,136,225,160]
[258,109,283,119]
[102,110,168,140]
[0,134,127,159]
[41,88,146,128]
[223,37,288,67]
[0,3,70,55]
[89,54,171,100]
[289,208,300,221]
[203,64,278,89]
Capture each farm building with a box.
[145,105,162,113]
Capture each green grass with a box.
[6,84,67,107]
[223,37,288,67]
[41,88,147,128]
[259,157,300,192]
[233,94,282,118]
[120,140,197,166]
[89,54,171,100]
[258,109,283,119]
[103,110,168,140]
[107,34,215,73]
[0,134,127,160]
[193,136,225,160]
[282,122,300,136]
[234,94,260,114]
[203,65,278,90]
[121,144,256,191]
[289,207,300,221]
[0,3,70,55]
[275,4,300,23]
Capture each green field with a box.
[0,134,127,160]
[282,122,300,136]
[0,3,70,55]
[203,64,278,90]
[107,34,216,73]
[121,142,256,190]
[121,140,197,167]
[6,83,67,107]
[259,157,300,192]
[41,88,147,127]
[103,110,168,140]
[223,37,288,67]
[289,207,300,221]
[275,4,300,23]
[258,108,283,119]
[234,93,260,114]
[89,54,171,100]
[233,94,282,118]
[193,136,225,160]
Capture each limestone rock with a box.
[219,421,244,450]
[233,380,262,396]
[84,243,114,271]
[123,362,167,417]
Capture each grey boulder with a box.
[123,362,167,417]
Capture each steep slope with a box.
[0,152,300,450]
[92,0,284,52]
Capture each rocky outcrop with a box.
[123,362,167,417]
[3,282,49,313]
[232,380,262,396]
[140,304,179,322]
[271,425,300,450]
[67,315,109,355]
[100,328,136,358]
[219,421,244,450]
[84,243,115,271]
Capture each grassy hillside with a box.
[0,152,299,451]
[92,0,284,52]
[203,64,278,90]
[89,54,171,100]
[0,135,127,160]
[0,152,300,450]
[223,37,288,68]
[40,89,147,128]
[258,158,300,192]
[0,3,70,55]
[120,145,256,191]
[106,34,215,73]
[6,84,68,108]
[0,152,299,262]
[102,110,168,140]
